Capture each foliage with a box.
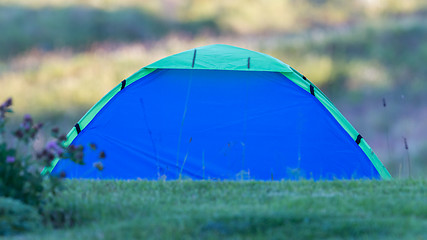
[0,97,104,208]
[2,179,425,239]
[0,98,72,207]
[0,97,106,235]
[0,197,41,236]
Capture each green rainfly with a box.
[42,44,391,180]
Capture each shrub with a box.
[0,97,73,207]
[0,97,103,234]
[0,197,41,236]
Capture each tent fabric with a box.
[46,44,391,180]
[145,44,293,72]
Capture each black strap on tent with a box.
[192,49,197,68]
[302,75,307,80]
[247,57,251,69]
[355,134,363,145]
[75,123,81,134]
[121,80,126,90]
[310,85,315,96]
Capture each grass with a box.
[5,179,427,239]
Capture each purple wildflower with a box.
[46,140,58,150]
[23,114,32,122]
[51,127,59,134]
[68,145,77,152]
[4,98,12,107]
[47,153,55,162]
[58,134,67,142]
[34,123,44,130]
[46,140,64,155]
[93,161,104,171]
[21,122,31,131]
[14,129,24,139]
[19,114,33,132]
[0,98,12,110]
[6,156,15,163]
[89,143,97,150]
[75,151,84,161]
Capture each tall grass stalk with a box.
[176,75,193,176]
[382,97,392,170]
[179,137,192,180]
[403,137,411,178]
[202,150,205,180]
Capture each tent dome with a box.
[47,44,391,180]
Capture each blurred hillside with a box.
[0,0,426,177]
[1,0,427,58]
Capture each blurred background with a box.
[0,0,426,178]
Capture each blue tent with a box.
[48,44,391,180]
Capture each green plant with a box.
[0,97,101,208]
[0,197,41,236]
[1,98,64,207]
[0,97,106,235]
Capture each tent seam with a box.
[281,70,392,180]
[41,68,157,175]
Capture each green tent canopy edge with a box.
[42,44,391,179]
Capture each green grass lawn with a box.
[6,179,427,240]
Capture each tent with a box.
[46,44,391,180]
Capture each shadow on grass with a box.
[0,5,219,59]
[199,213,390,239]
